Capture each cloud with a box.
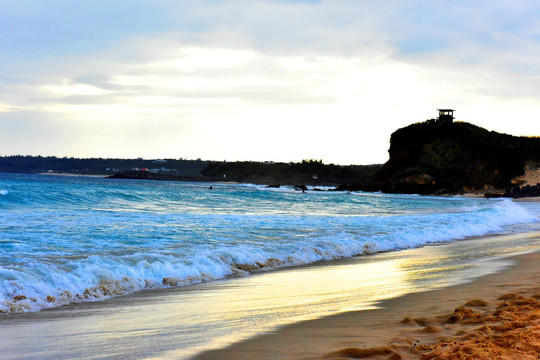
[0,111,83,156]
[73,75,127,92]
[2,1,540,163]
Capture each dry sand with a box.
[194,251,540,360]
[513,164,540,187]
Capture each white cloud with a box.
[2,1,540,163]
[43,80,113,97]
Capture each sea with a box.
[2,172,540,358]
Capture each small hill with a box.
[372,120,540,194]
[200,160,381,186]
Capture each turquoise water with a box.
[1,172,539,314]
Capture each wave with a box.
[234,184,332,193]
[1,199,537,314]
[0,190,8,196]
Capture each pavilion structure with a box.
[437,109,455,124]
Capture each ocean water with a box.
[1,172,540,315]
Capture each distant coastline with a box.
[4,118,540,198]
[0,156,382,189]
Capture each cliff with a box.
[372,121,540,194]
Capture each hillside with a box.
[200,160,381,186]
[0,156,382,187]
[372,121,540,194]
[0,156,208,176]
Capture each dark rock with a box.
[484,193,508,198]
[294,184,308,192]
[498,183,540,198]
[514,183,540,198]
[332,183,367,192]
[345,183,365,191]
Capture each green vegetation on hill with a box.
[201,159,381,185]
[0,156,208,176]
[0,156,382,186]
[372,121,540,194]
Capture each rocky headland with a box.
[371,120,540,196]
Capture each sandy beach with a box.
[195,250,540,360]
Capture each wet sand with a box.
[514,196,540,202]
[194,251,540,360]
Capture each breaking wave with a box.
[1,195,537,314]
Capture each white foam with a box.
[236,183,337,193]
[1,184,539,314]
[0,190,8,196]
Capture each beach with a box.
[195,248,540,360]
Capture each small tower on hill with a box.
[437,109,455,124]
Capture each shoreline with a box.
[36,172,540,201]
[14,171,540,200]
[2,227,537,317]
[2,231,540,359]
[193,250,540,360]
[1,231,539,359]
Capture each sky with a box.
[1,1,540,165]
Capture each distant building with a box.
[437,109,455,124]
